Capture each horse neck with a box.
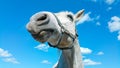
[57,39,84,68]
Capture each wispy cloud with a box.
[77,12,93,25]
[118,31,120,40]
[80,47,103,66]
[94,15,101,26]
[105,0,115,5]
[91,0,97,2]
[3,58,20,64]
[0,48,20,64]
[108,16,120,40]
[97,51,104,55]
[96,22,101,26]
[0,48,12,57]
[35,44,49,52]
[77,12,101,27]
[41,60,51,64]
[95,15,100,20]
[107,7,112,11]
[83,59,101,66]
[80,47,92,54]
[91,0,118,5]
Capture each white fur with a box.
[26,10,84,68]
[55,11,76,35]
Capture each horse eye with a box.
[67,14,73,21]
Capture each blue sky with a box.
[0,0,120,68]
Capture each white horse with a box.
[26,9,84,68]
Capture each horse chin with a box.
[31,29,54,43]
[53,35,72,48]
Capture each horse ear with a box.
[74,9,84,22]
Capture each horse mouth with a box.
[31,29,54,43]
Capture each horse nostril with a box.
[37,14,47,21]
[36,13,50,26]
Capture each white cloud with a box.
[96,22,101,26]
[77,13,101,27]
[77,12,93,25]
[105,0,115,5]
[80,47,92,54]
[108,16,120,40]
[91,0,118,5]
[107,7,112,11]
[35,44,49,52]
[95,16,100,20]
[0,48,12,57]
[97,51,104,55]
[118,31,120,40]
[41,60,51,64]
[108,16,120,32]
[3,58,20,64]
[95,16,101,26]
[0,48,20,64]
[83,59,101,66]
[91,0,97,2]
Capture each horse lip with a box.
[31,29,55,42]
[31,29,54,35]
